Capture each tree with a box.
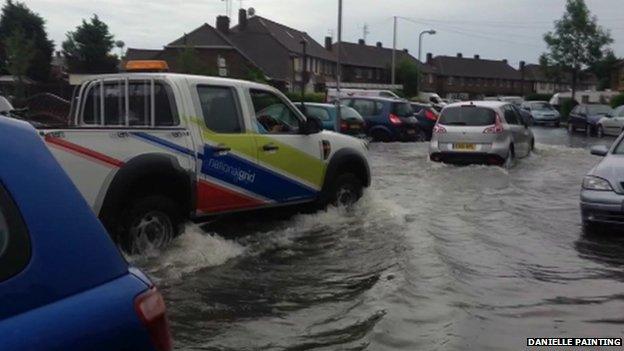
[540,0,612,100]
[176,45,215,76]
[589,50,619,90]
[0,0,54,81]
[4,28,34,100]
[396,59,420,98]
[62,15,118,73]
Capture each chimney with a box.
[238,8,247,30]
[457,53,463,58]
[216,15,230,34]
[474,54,480,60]
[502,59,508,64]
[325,36,332,51]
[426,53,433,63]
[403,48,409,53]
[358,39,365,45]
[376,41,382,48]
[519,60,525,69]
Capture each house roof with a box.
[522,64,548,81]
[429,55,520,80]
[167,23,233,48]
[332,41,432,73]
[125,48,163,61]
[232,16,335,61]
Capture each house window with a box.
[367,69,373,79]
[448,76,454,85]
[376,69,381,80]
[293,57,302,72]
[355,68,362,79]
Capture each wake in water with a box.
[130,191,407,282]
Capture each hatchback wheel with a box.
[503,149,514,169]
[371,130,391,142]
[415,129,427,142]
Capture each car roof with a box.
[445,100,508,109]
[0,117,127,318]
[342,96,405,103]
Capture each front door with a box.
[248,88,325,204]
[192,84,265,214]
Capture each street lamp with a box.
[418,29,436,62]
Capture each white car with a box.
[597,105,624,137]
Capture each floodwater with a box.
[132,127,624,350]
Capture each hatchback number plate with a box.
[453,143,476,150]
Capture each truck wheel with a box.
[330,173,363,207]
[121,195,182,254]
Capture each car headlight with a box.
[582,176,613,191]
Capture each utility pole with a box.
[391,16,397,86]
[300,39,308,108]
[336,0,343,124]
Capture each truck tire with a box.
[120,195,183,254]
[329,173,363,207]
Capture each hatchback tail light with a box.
[424,109,438,121]
[433,124,447,134]
[340,121,349,132]
[389,113,402,125]
[483,113,504,134]
[135,287,172,351]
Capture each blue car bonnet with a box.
[0,118,128,319]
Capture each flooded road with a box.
[133,127,624,350]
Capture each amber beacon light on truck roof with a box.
[124,60,169,72]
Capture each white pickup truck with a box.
[34,71,370,253]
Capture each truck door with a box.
[247,88,325,204]
[191,84,264,214]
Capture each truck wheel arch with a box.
[321,148,371,200]
[98,153,194,236]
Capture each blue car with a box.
[342,97,424,142]
[295,102,366,137]
[568,104,614,136]
[0,117,172,351]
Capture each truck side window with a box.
[103,81,125,126]
[250,89,300,134]
[82,83,102,125]
[154,83,178,126]
[0,184,31,282]
[128,81,151,126]
[196,85,242,133]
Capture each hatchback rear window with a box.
[392,103,414,117]
[439,106,496,126]
[0,184,31,282]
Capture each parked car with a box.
[498,96,524,106]
[342,97,425,142]
[596,105,624,137]
[410,102,439,140]
[28,63,371,253]
[0,117,172,351]
[568,104,614,136]
[0,95,12,114]
[580,136,624,231]
[429,101,534,166]
[326,88,399,102]
[415,92,446,111]
[521,101,561,127]
[296,102,366,137]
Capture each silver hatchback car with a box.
[581,136,624,230]
[429,101,534,166]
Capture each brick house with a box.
[523,64,597,95]
[612,60,624,92]
[328,39,435,91]
[424,53,532,99]
[126,10,337,92]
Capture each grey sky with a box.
[20,0,624,68]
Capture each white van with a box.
[549,90,619,106]
[326,88,399,102]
